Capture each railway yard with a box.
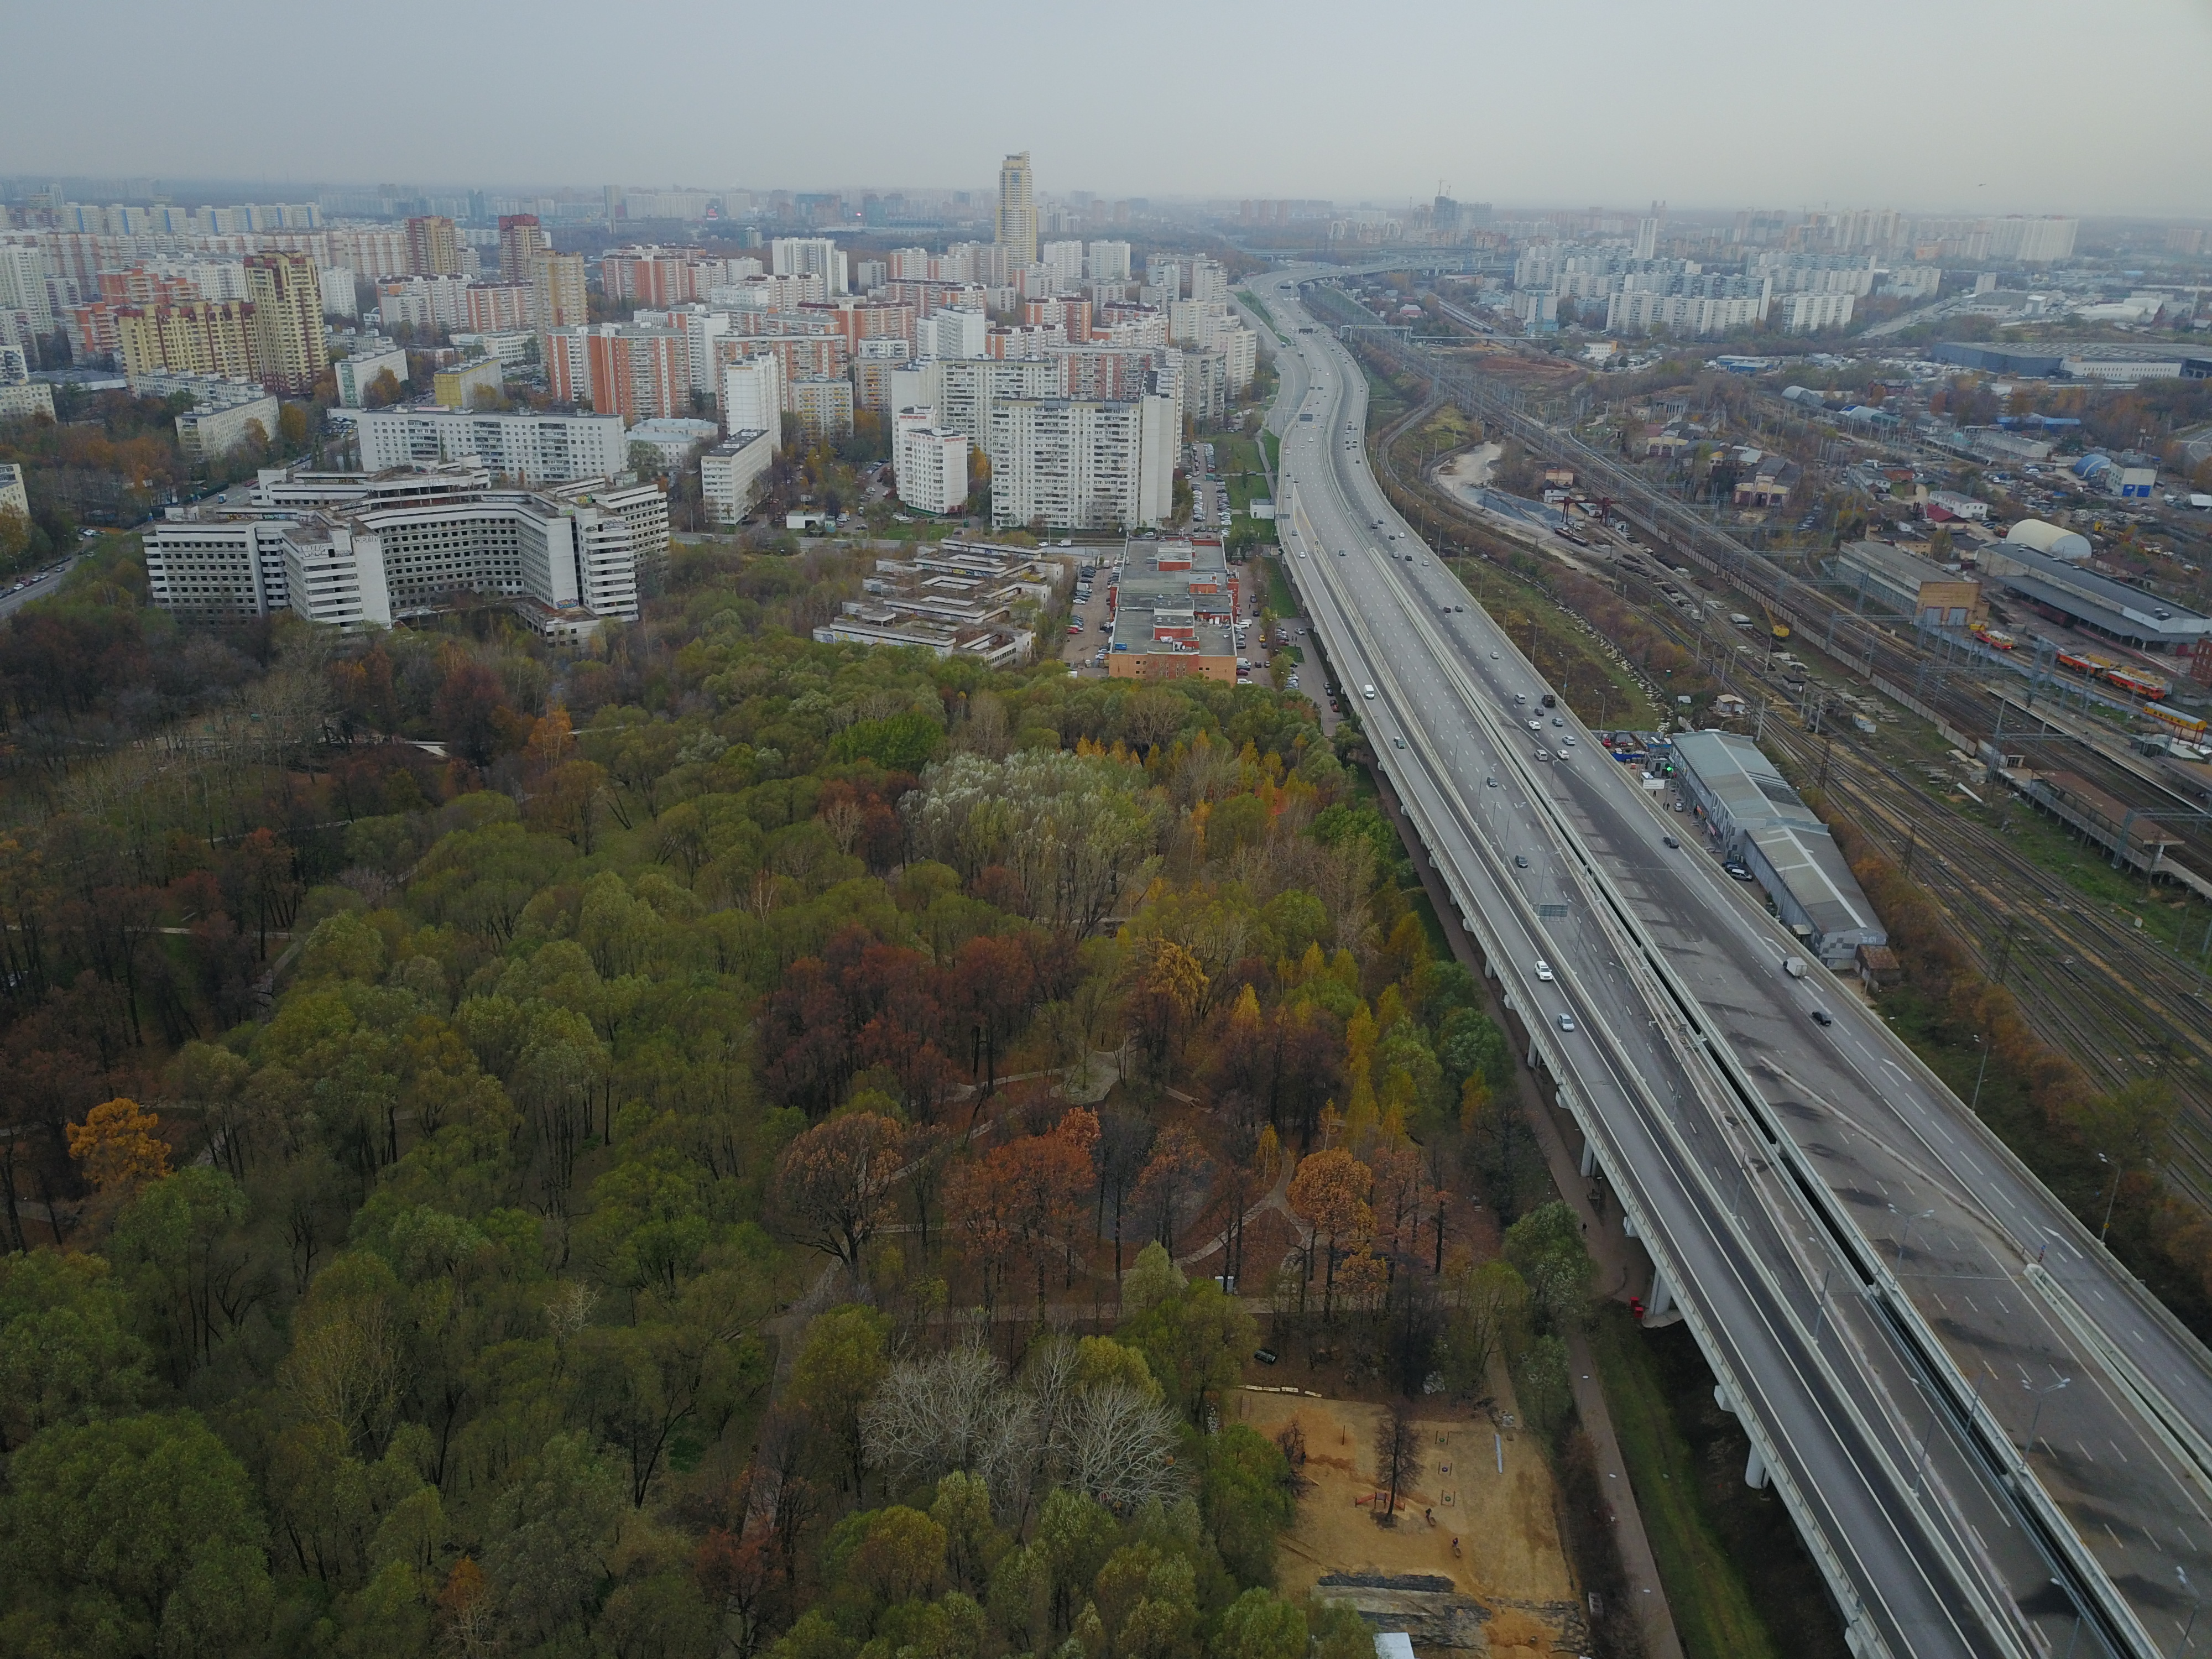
[1332,312,2212,1227]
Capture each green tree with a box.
[1503,1200,1594,1335]
[1119,1276,1255,1425]
[789,1305,891,1497]
[0,1249,154,1451]
[1217,1587,1307,1659]
[1199,1423,1294,1587]
[0,1410,275,1658]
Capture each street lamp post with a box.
[1969,1035,1991,1115]
[2098,1151,2122,1241]
[2023,1375,2070,1454]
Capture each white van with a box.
[1362,685,1376,700]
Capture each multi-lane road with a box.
[1249,267,2212,1658]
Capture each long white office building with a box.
[144,467,666,637]
[354,405,629,483]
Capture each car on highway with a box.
[1535,959,1554,982]
[1810,1008,1834,1026]
[1361,684,1375,700]
[1557,1013,1576,1032]
[1535,749,1551,761]
[1526,718,1541,731]
[1552,717,1564,728]
[1485,776,1498,788]
[1513,854,1529,869]
[1391,735,1405,750]
[1490,650,1499,659]
[1662,834,1680,849]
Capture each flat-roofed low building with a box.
[1836,540,1984,627]
[1672,729,1886,966]
[1980,540,2211,654]
[1107,538,1242,684]
[812,537,1053,665]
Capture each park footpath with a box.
[1371,774,1687,1659]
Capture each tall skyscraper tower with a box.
[997,153,1036,268]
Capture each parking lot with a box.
[1060,551,1120,676]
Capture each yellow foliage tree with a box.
[67,1098,171,1192]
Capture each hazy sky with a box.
[8,0,2209,216]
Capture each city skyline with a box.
[4,0,2209,216]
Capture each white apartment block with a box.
[922,306,989,359]
[0,461,29,521]
[1605,288,1770,337]
[894,405,968,516]
[0,246,55,333]
[701,429,776,524]
[147,473,664,633]
[355,406,629,482]
[1042,241,1087,294]
[770,238,847,296]
[155,377,281,462]
[1780,291,1856,332]
[1186,258,1228,306]
[375,276,471,332]
[988,395,1175,531]
[1986,217,2078,264]
[720,354,784,451]
[333,342,410,406]
[1086,241,1133,282]
[896,356,1062,446]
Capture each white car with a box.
[1535,960,1554,982]
[1362,685,1376,700]
[1558,1013,1576,1033]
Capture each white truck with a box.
[1783,956,1809,979]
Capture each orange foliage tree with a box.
[66,1097,170,1192]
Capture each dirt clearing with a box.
[1235,1389,1579,1654]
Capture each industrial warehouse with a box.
[1671,730,1889,967]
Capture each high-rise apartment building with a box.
[536,253,588,328]
[1086,241,1133,282]
[895,405,968,517]
[1042,240,1086,295]
[770,238,847,298]
[996,153,1037,267]
[244,251,328,392]
[406,215,462,277]
[787,375,855,444]
[0,245,55,336]
[498,214,549,282]
[719,354,784,451]
[117,299,259,382]
[987,394,1174,531]
[355,406,627,481]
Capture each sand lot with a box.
[1234,1389,1578,1656]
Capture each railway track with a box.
[1360,393,2212,1212]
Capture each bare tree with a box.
[1373,1400,1422,1522]
[861,1343,1006,1493]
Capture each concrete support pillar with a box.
[1579,1140,1597,1179]
[1647,1268,1673,1321]
[1744,1443,1769,1490]
[1621,1212,1637,1240]
[1713,1383,1735,1415]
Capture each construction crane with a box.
[1761,597,1792,643]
